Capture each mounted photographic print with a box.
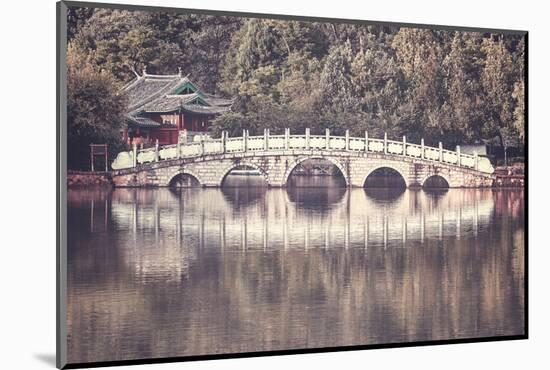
[56,1,527,368]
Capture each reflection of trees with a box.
[168,173,200,188]
[67,189,127,289]
[494,189,524,219]
[423,175,450,189]
[287,174,347,188]
[67,188,525,363]
[421,188,449,198]
[364,167,406,188]
[364,187,406,202]
[221,186,267,210]
[286,186,346,210]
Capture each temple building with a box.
[121,69,233,145]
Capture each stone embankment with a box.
[493,166,525,188]
[67,171,113,188]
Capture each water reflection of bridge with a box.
[105,188,494,251]
[67,188,524,361]
[77,188,498,282]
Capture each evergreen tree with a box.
[67,7,94,40]
[441,32,486,144]
[480,37,517,148]
[351,34,404,136]
[318,40,358,114]
[512,78,525,142]
[392,28,445,141]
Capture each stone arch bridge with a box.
[110,129,495,188]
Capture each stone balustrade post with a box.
[285,128,290,150]
[403,136,407,156]
[264,129,269,150]
[326,129,330,150]
[345,130,350,151]
[222,131,227,154]
[132,142,137,167]
[456,145,461,166]
[305,128,310,150]
[154,139,159,162]
[183,129,188,143]
[474,151,478,170]
[421,138,425,159]
[384,132,388,154]
[243,129,247,152]
[439,142,443,162]
[178,129,187,158]
[365,131,369,154]
[200,133,205,156]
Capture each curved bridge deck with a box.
[111,129,495,188]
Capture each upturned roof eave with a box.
[122,72,233,116]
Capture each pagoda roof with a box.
[122,70,233,117]
[126,116,161,128]
[180,104,232,115]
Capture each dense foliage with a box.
[67,44,128,170]
[67,7,525,169]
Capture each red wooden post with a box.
[90,145,94,172]
[90,144,108,172]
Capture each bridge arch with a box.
[218,161,271,187]
[166,169,203,187]
[421,174,450,189]
[362,165,409,188]
[283,156,349,187]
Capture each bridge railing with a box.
[111,128,493,174]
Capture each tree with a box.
[480,37,516,149]
[318,41,358,114]
[512,78,525,142]
[267,20,331,60]
[72,9,186,82]
[67,6,95,40]
[209,112,253,138]
[350,34,405,137]
[220,19,287,99]
[184,16,243,92]
[71,9,151,81]
[392,28,445,141]
[67,44,127,170]
[440,32,486,145]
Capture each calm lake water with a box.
[67,176,525,364]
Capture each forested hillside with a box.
[67,6,525,169]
